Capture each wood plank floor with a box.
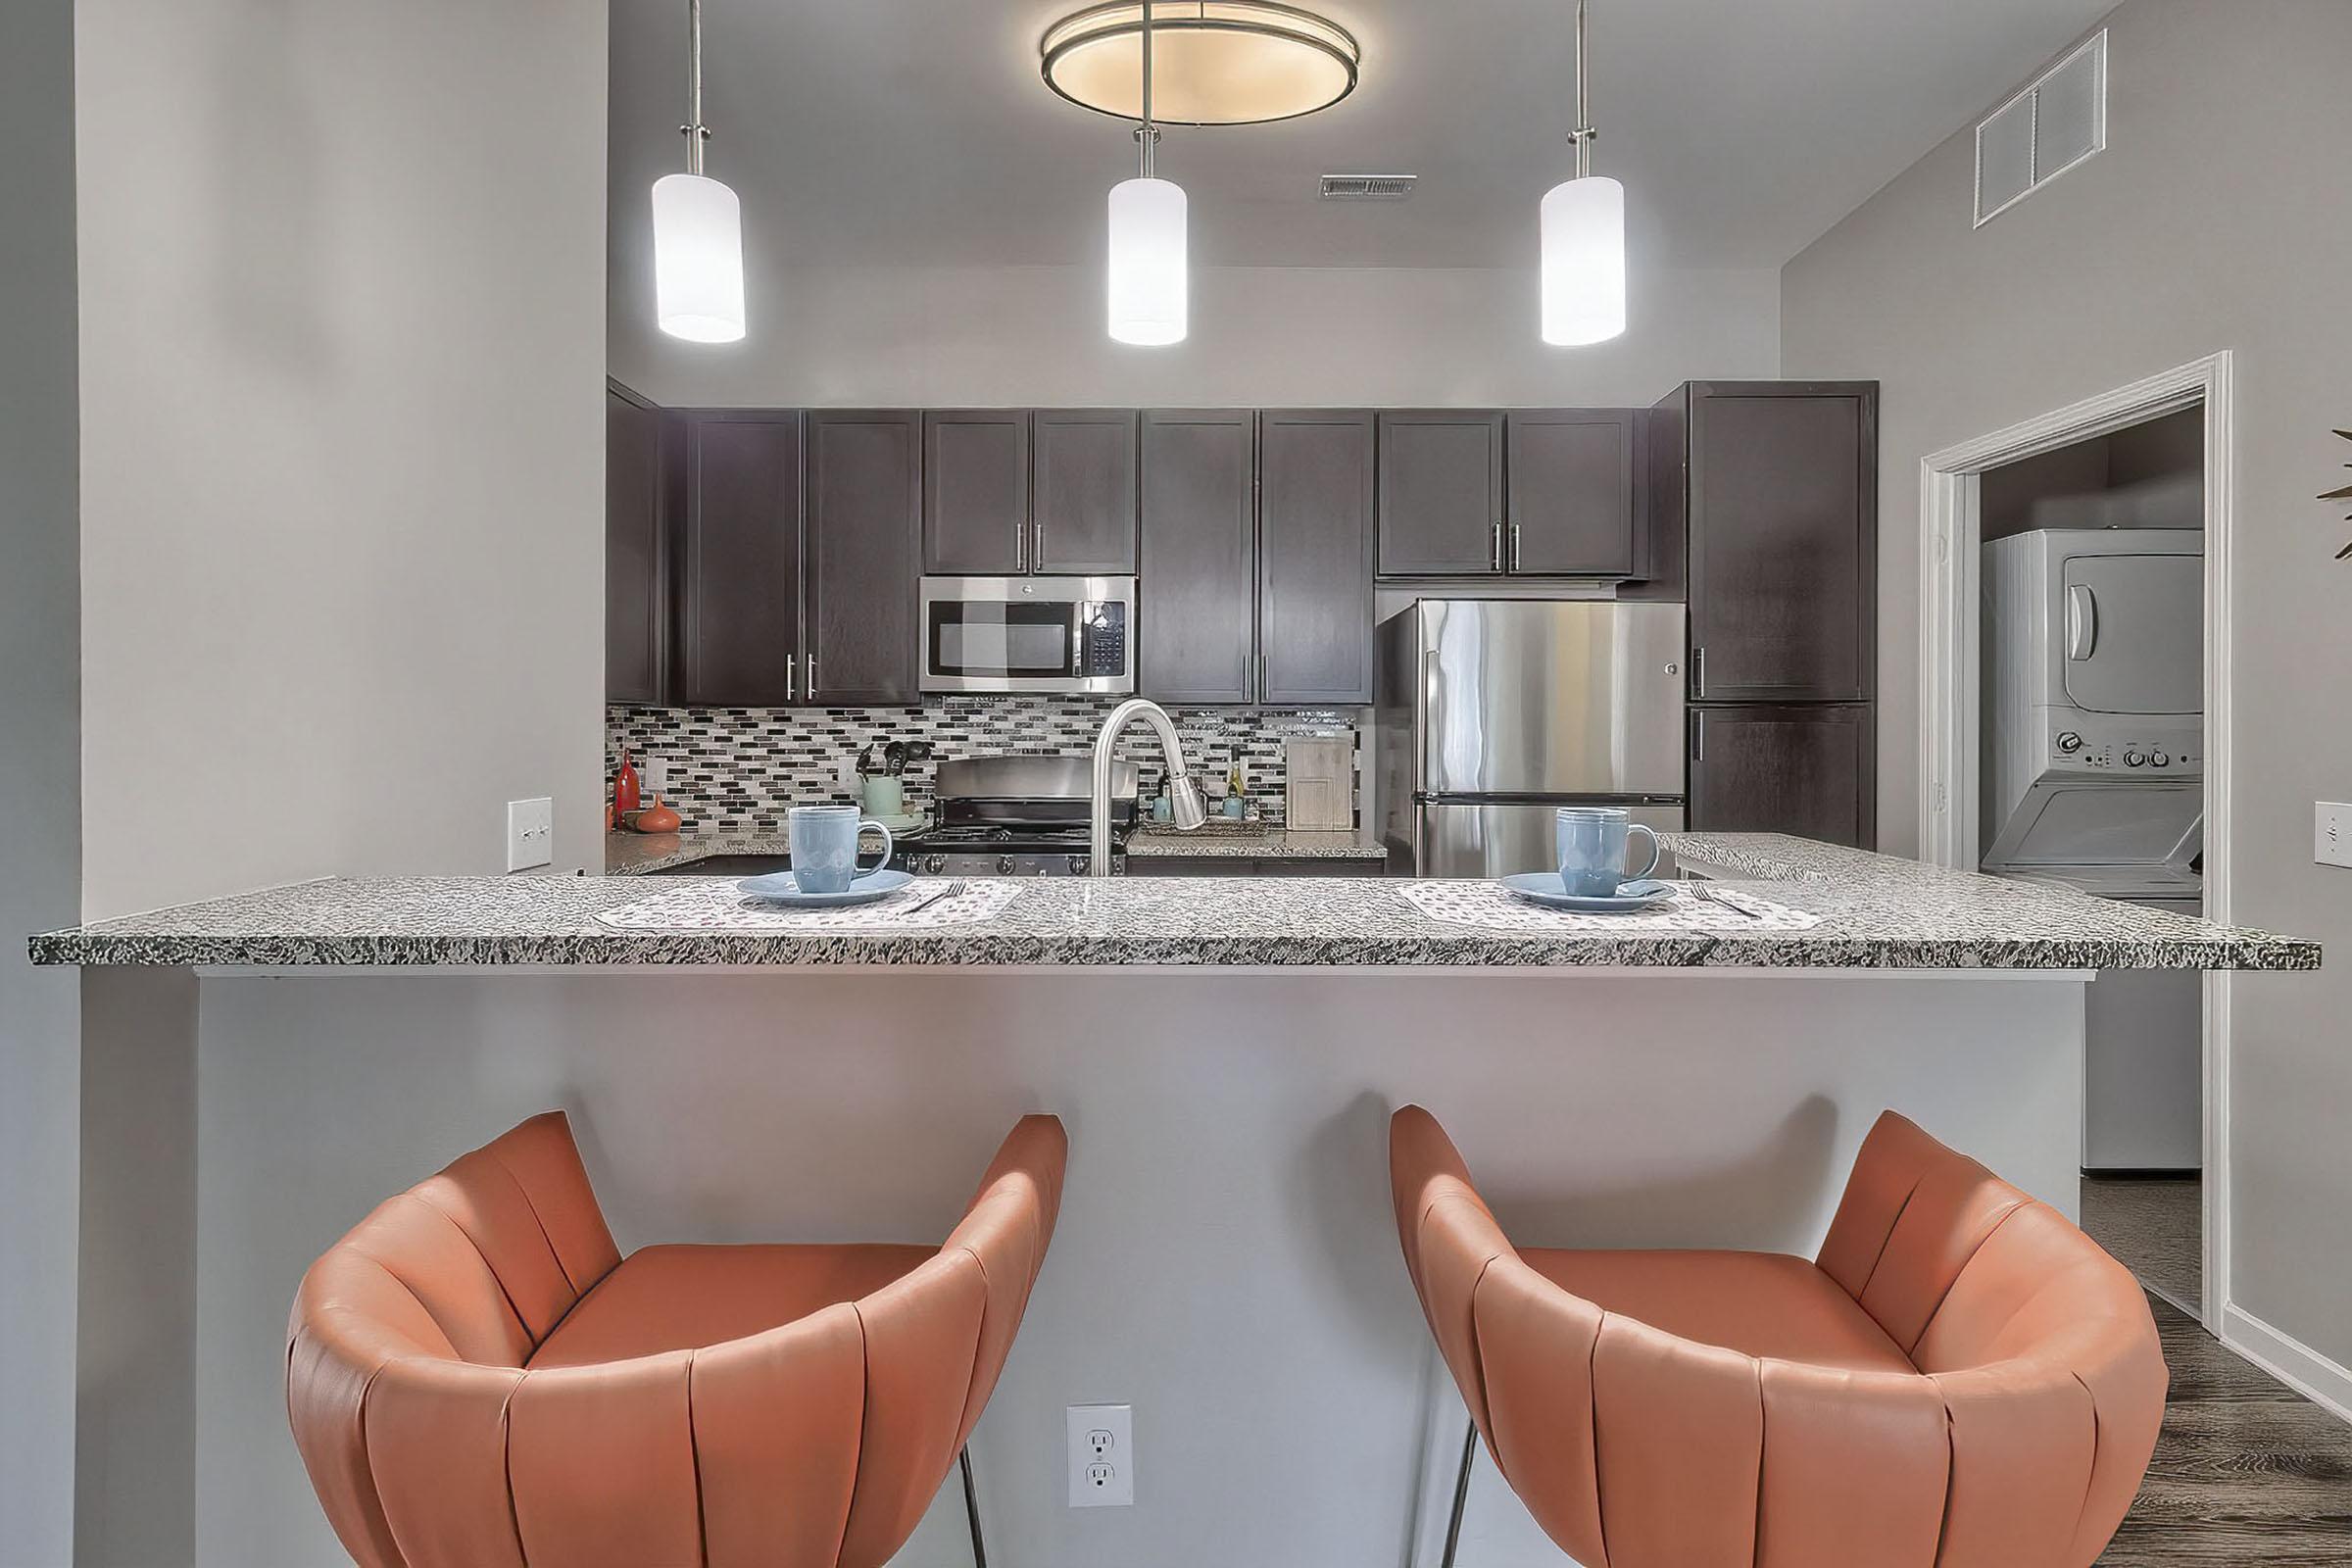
[2099,1298,2352,1563]
[2082,1174,2204,1317]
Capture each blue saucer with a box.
[1498,874,1676,913]
[736,868,913,908]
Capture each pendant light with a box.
[653,0,746,344]
[1541,0,1626,346]
[1106,0,1187,346]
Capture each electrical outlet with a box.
[506,797,554,872]
[2317,802,2352,868]
[1066,1404,1133,1507]
[642,758,669,798]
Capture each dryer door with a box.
[2058,554,2203,714]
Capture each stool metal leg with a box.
[1439,1417,1478,1568]
[959,1446,988,1568]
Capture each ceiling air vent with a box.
[1320,173,1417,201]
[1976,29,2107,226]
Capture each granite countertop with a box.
[29,835,2318,972]
[606,823,1387,874]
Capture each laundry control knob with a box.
[2124,751,2148,768]
[997,856,1016,875]
[2150,750,2171,767]
[2054,731,2083,753]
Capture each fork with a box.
[897,878,967,915]
[1690,882,1761,920]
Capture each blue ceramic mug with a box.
[788,805,894,895]
[1555,807,1661,898]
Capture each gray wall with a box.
[609,259,1781,409]
[0,0,82,1559]
[74,0,612,920]
[1783,0,2352,1364]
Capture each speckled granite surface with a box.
[606,825,1385,874]
[28,835,2320,971]
[1124,826,1388,860]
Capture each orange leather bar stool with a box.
[1391,1105,2167,1568]
[289,1110,1065,1568]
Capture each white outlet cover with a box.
[2316,802,2352,869]
[1066,1403,1134,1507]
[506,797,554,872]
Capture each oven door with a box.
[919,576,1134,695]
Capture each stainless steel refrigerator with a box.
[1375,600,1687,877]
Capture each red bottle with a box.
[613,747,641,818]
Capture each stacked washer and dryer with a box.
[1982,528,2205,1171]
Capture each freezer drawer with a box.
[1417,802,1685,880]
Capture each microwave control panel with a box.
[1079,605,1128,676]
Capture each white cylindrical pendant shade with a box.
[1540,174,1626,346]
[1106,176,1188,346]
[652,172,746,344]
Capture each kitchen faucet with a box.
[1091,699,1205,874]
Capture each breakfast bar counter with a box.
[28,834,2316,971]
[38,836,2319,1568]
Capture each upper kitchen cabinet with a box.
[1260,410,1376,705]
[1688,704,1876,849]
[805,410,922,704]
[606,385,666,704]
[1139,410,1256,705]
[1678,381,1879,702]
[1376,411,1504,575]
[923,410,1029,575]
[1505,410,1643,577]
[674,411,803,708]
[1031,410,1139,574]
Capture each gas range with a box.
[888,755,1139,878]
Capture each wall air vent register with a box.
[1976,30,2107,226]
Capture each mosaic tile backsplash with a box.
[608,699,1362,831]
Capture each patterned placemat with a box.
[597,879,1019,933]
[1396,880,1824,934]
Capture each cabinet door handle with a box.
[1690,646,1706,698]
[1015,518,1026,572]
[1690,712,1706,761]
[785,654,797,703]
[1033,519,1045,569]
[807,658,816,700]
[1509,521,1522,572]
[1490,521,1503,572]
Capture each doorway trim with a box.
[1915,350,2233,1329]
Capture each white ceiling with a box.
[609,0,2113,273]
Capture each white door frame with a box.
[1916,351,2233,1329]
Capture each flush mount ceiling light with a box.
[1044,1,1360,126]
[652,0,746,344]
[1540,0,1627,346]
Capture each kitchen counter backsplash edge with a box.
[607,699,1362,832]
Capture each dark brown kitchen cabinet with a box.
[1032,410,1139,573]
[1682,382,1877,702]
[1140,410,1255,704]
[1377,411,1504,575]
[1688,704,1876,849]
[1259,410,1376,704]
[1505,409,1642,576]
[606,385,666,704]
[923,411,1028,574]
[805,410,921,704]
[674,411,802,707]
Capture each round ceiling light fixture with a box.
[1042,2,1361,127]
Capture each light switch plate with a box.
[2316,803,2352,868]
[1066,1403,1134,1507]
[507,797,554,872]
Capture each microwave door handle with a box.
[2066,584,2098,661]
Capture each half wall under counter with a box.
[33,838,2317,1568]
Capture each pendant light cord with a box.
[1138,0,1159,178]
[683,0,710,176]
[1568,0,1596,178]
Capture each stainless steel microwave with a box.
[918,576,1136,695]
